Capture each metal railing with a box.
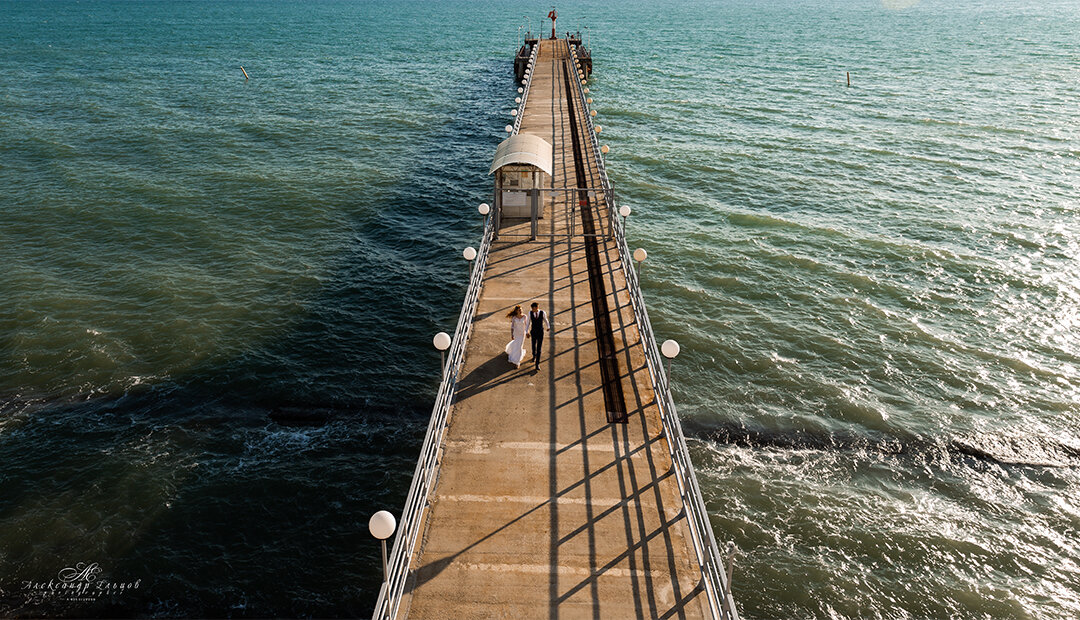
[371,212,495,620]
[566,41,614,199]
[373,45,543,619]
[566,38,740,620]
[372,42,542,620]
[512,43,539,135]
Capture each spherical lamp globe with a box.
[433,332,451,351]
[368,510,396,540]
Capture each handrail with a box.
[512,42,539,135]
[371,212,495,619]
[371,42,541,620]
[565,38,740,620]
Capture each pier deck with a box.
[399,40,711,618]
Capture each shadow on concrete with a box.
[454,354,533,402]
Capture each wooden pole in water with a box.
[240,66,250,81]
[847,71,850,87]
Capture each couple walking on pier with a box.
[505,302,549,370]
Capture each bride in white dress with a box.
[505,305,528,368]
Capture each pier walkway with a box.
[374,38,736,619]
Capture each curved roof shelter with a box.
[489,133,553,177]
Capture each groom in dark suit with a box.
[528,302,550,370]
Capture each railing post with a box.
[725,541,736,595]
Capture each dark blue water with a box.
[2,0,1078,618]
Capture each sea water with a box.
[1,0,1077,617]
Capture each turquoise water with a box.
[1,0,1078,617]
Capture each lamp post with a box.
[368,510,397,582]
[433,331,451,370]
[463,246,477,277]
[661,339,680,381]
[633,247,647,277]
[619,204,631,231]
[480,201,493,240]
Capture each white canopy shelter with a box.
[489,133,553,177]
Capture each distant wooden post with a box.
[847,71,850,87]
[240,66,250,81]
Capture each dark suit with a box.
[529,310,548,366]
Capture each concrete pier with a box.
[379,39,726,619]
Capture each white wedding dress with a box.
[505,315,528,367]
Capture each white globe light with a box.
[581,80,587,85]
[594,126,602,133]
[463,246,477,261]
[369,510,397,540]
[661,339,681,359]
[433,332,451,351]
[515,97,522,103]
[601,145,610,154]
[584,88,590,94]
[590,110,597,117]
[521,79,527,85]
[505,125,513,133]
[518,87,524,93]
[510,109,517,116]
[587,98,593,103]
[619,205,630,217]
[633,247,647,262]
[478,203,491,215]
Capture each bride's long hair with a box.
[506,305,523,319]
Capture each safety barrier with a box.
[370,212,495,619]
[567,38,740,620]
